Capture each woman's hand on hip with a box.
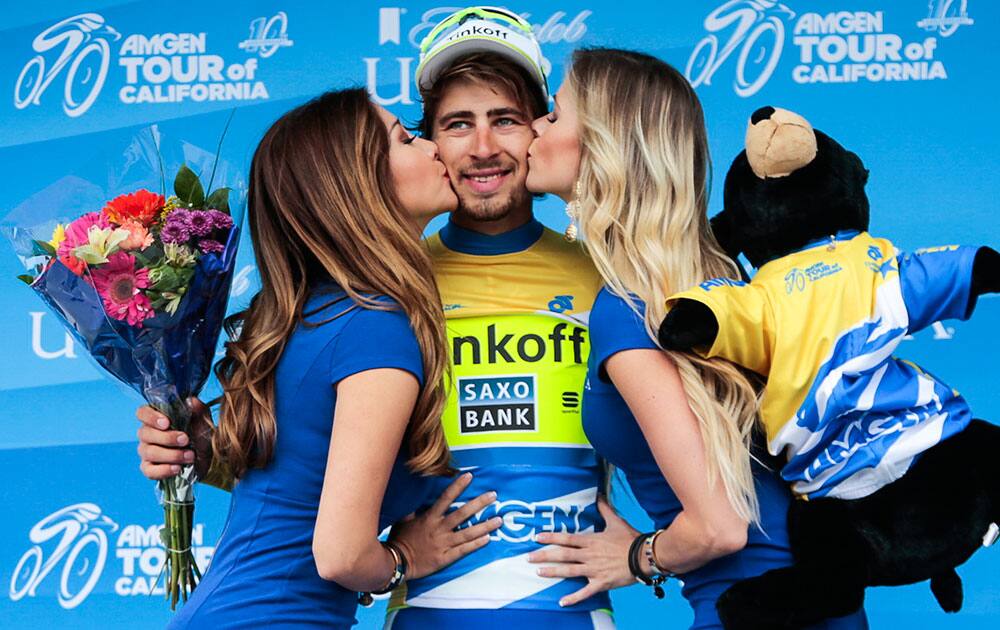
[390,472,502,581]
[528,495,639,607]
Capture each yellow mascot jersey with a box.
[668,231,977,501]
[391,219,610,612]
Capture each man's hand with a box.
[136,397,214,480]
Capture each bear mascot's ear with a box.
[709,209,750,281]
[710,209,739,262]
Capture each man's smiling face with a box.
[432,80,535,225]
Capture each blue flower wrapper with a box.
[29,224,240,407]
[3,123,247,610]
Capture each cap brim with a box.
[416,37,547,97]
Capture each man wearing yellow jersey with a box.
[385,7,615,629]
[133,6,617,629]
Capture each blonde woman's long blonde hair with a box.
[212,88,451,480]
[568,48,762,524]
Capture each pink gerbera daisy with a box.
[90,252,154,327]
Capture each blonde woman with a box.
[524,49,869,629]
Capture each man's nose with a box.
[472,125,500,159]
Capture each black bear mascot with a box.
[658,106,1000,630]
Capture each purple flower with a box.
[160,221,191,244]
[207,210,233,230]
[167,208,192,227]
[187,211,213,237]
[198,239,224,254]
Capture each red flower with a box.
[59,255,87,276]
[102,189,165,227]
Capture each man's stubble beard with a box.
[453,185,532,223]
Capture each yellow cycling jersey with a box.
[428,225,603,452]
[669,231,977,500]
[393,219,609,612]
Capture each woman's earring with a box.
[564,181,582,242]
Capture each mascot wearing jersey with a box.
[658,106,1000,629]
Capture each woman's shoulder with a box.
[303,289,412,336]
[312,294,424,386]
[589,286,657,359]
[591,286,648,330]
[288,290,419,370]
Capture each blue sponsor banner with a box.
[1,1,997,628]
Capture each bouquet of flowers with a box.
[7,139,243,608]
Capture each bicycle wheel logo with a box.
[13,13,121,118]
[686,0,796,97]
[9,503,119,609]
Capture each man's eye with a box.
[445,121,471,130]
[496,118,519,127]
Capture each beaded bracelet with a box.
[358,541,408,607]
[628,532,666,599]
[645,529,678,579]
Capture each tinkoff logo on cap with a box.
[415,6,549,97]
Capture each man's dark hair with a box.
[416,52,549,138]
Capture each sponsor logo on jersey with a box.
[458,375,536,433]
[452,322,586,366]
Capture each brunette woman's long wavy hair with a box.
[212,88,451,479]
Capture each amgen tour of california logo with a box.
[14,11,278,118]
[687,1,971,96]
[9,503,214,608]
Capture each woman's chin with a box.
[525,175,569,200]
[524,176,546,196]
[441,194,459,214]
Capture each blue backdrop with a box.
[1,1,997,628]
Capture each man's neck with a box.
[450,204,534,235]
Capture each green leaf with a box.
[17,274,35,285]
[205,187,231,214]
[152,267,183,292]
[142,242,165,263]
[32,239,57,257]
[173,164,205,207]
